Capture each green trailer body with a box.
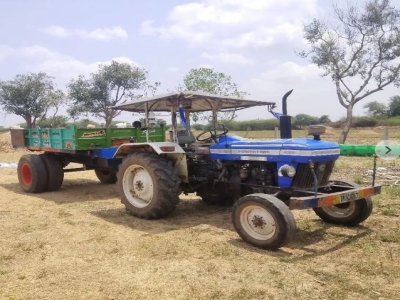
[16,125,166,151]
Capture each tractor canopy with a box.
[111,91,276,113]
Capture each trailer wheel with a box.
[232,194,296,250]
[313,181,373,226]
[40,153,64,191]
[95,169,117,184]
[117,152,181,219]
[17,154,48,193]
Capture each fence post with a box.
[274,127,279,139]
[384,126,389,141]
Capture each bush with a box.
[352,116,378,127]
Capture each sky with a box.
[0,0,400,127]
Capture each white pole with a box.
[145,103,149,142]
[274,127,279,139]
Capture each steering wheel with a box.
[196,124,229,143]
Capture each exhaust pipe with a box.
[280,89,293,139]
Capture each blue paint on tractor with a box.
[210,135,340,162]
[209,134,340,188]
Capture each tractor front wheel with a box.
[117,152,181,219]
[313,181,373,226]
[232,194,296,250]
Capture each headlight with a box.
[279,164,296,177]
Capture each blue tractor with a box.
[11,90,381,250]
[111,90,381,250]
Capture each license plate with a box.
[339,191,360,203]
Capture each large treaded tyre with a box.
[313,181,373,226]
[232,194,296,250]
[17,154,49,193]
[40,153,64,192]
[117,152,181,219]
[95,169,117,184]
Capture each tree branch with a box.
[333,75,348,108]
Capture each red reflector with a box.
[160,146,175,152]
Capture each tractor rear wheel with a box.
[40,153,64,191]
[232,194,296,250]
[95,169,117,184]
[17,154,49,193]
[117,152,181,219]
[313,181,373,226]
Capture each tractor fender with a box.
[113,142,188,183]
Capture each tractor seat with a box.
[170,130,196,145]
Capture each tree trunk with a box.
[25,116,33,128]
[338,105,353,144]
[105,116,113,128]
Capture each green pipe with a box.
[339,144,376,156]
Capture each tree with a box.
[68,60,148,127]
[180,68,248,123]
[38,116,69,128]
[388,95,400,116]
[363,101,388,117]
[318,115,332,124]
[299,0,400,143]
[293,114,319,128]
[0,72,64,128]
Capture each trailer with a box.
[10,90,382,250]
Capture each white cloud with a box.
[40,25,71,38]
[201,52,253,65]
[40,25,128,41]
[139,0,317,49]
[0,45,13,62]
[0,44,137,86]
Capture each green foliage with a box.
[330,116,378,128]
[318,115,331,124]
[182,68,248,98]
[0,72,65,128]
[204,119,279,131]
[388,96,400,117]
[293,114,319,128]
[67,119,101,128]
[363,101,389,117]
[181,68,248,123]
[38,116,69,128]
[191,123,205,131]
[68,60,148,127]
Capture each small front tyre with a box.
[313,181,373,226]
[232,194,296,250]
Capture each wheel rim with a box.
[122,164,154,208]
[321,202,356,218]
[240,205,276,240]
[21,163,32,186]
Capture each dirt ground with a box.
[0,131,400,300]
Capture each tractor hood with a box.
[209,135,340,163]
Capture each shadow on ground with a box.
[0,180,118,204]
[91,199,374,257]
